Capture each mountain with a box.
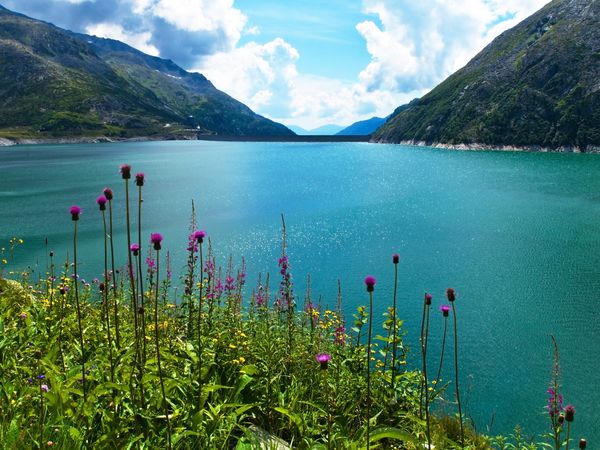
[373,0,600,151]
[287,124,345,135]
[336,116,387,136]
[0,5,293,140]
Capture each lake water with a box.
[1,140,599,444]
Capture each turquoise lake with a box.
[1,140,599,443]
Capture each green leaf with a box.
[369,427,417,444]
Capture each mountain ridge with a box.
[373,0,600,151]
[0,5,294,141]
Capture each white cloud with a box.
[86,22,160,56]
[195,38,299,114]
[356,0,549,93]
[130,0,246,52]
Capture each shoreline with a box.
[371,138,600,153]
[2,134,598,152]
[0,134,371,147]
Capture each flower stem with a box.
[451,302,464,447]
[73,220,86,402]
[107,198,120,348]
[197,241,204,410]
[434,316,448,386]
[154,249,172,449]
[366,290,373,450]
[422,300,431,449]
[101,210,115,383]
[391,261,398,394]
[137,185,146,364]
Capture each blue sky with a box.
[3,0,549,129]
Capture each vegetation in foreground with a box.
[0,166,588,449]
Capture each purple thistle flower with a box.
[446,288,456,302]
[315,353,331,369]
[20,312,27,320]
[135,172,145,186]
[40,384,49,393]
[364,275,376,292]
[70,205,81,221]
[150,233,163,251]
[120,164,131,179]
[193,230,206,243]
[103,187,113,200]
[565,404,575,422]
[425,293,432,305]
[392,253,400,264]
[440,304,451,317]
[130,243,140,255]
[96,195,107,211]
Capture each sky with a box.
[3,0,550,129]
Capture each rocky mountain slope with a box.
[373,0,600,151]
[0,4,293,140]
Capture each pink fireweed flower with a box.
[334,325,346,345]
[103,187,113,200]
[96,195,107,211]
[440,304,451,317]
[135,172,144,186]
[120,164,131,179]
[315,353,331,369]
[364,275,376,292]
[150,233,163,250]
[547,387,564,417]
[130,243,140,255]
[70,205,81,221]
[392,253,400,264]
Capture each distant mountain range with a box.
[287,124,345,135]
[374,0,600,151]
[0,4,294,141]
[336,116,387,136]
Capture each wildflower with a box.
[547,387,563,417]
[150,233,163,251]
[315,353,331,369]
[135,172,145,186]
[130,243,140,255]
[120,164,131,179]
[96,195,107,211]
[47,442,54,447]
[364,275,376,292]
[565,404,575,422]
[37,374,45,380]
[440,304,451,317]
[334,325,346,345]
[193,230,206,243]
[27,378,33,384]
[19,312,27,320]
[580,439,587,449]
[103,187,113,200]
[70,205,81,221]
[446,288,456,302]
[40,384,49,393]
[392,253,400,264]
[425,293,432,305]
